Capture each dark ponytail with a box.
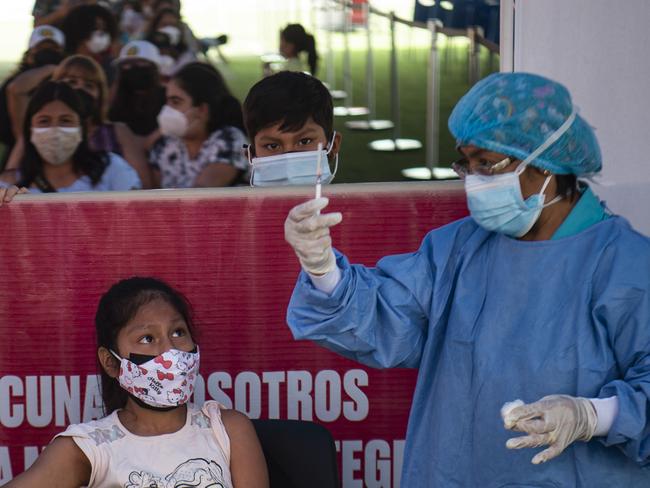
[281,24,319,75]
[305,33,318,75]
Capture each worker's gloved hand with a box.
[285,197,342,275]
[502,394,598,465]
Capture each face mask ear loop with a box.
[249,165,256,187]
[539,174,553,203]
[329,153,339,182]
[326,131,338,182]
[325,130,337,155]
[110,349,122,361]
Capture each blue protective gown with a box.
[287,215,650,487]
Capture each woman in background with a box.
[151,62,248,188]
[53,55,152,187]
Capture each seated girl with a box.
[0,81,141,193]
[151,62,249,188]
[5,276,269,487]
[6,56,153,188]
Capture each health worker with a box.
[283,72,650,486]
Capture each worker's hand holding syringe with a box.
[284,144,342,276]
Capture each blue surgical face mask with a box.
[249,132,338,187]
[465,165,560,237]
[463,108,577,237]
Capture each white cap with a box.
[115,40,161,69]
[28,25,65,50]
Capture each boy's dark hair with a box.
[95,277,196,415]
[62,4,117,54]
[19,81,108,189]
[243,71,333,147]
[172,62,244,133]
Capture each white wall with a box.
[502,0,650,235]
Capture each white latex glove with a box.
[502,394,597,465]
[284,197,342,275]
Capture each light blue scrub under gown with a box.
[287,214,650,487]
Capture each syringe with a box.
[315,142,323,214]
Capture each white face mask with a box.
[31,126,82,166]
[86,31,111,54]
[159,55,176,77]
[111,347,200,409]
[249,133,338,187]
[158,105,189,138]
[158,25,182,46]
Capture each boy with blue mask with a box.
[242,71,342,187]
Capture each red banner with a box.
[0,182,467,487]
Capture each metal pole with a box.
[390,12,400,141]
[366,4,376,121]
[345,2,393,131]
[369,12,421,151]
[400,19,456,179]
[334,1,369,117]
[342,4,352,106]
[467,26,479,85]
[325,1,346,99]
[426,19,440,172]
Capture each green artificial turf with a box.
[0,45,499,182]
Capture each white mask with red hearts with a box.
[111,347,200,408]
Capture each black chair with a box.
[251,419,339,488]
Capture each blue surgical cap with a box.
[448,72,602,175]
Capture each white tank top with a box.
[56,401,232,488]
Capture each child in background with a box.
[243,71,341,187]
[5,276,268,488]
[279,24,318,75]
[0,81,141,193]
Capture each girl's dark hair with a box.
[243,71,333,145]
[18,81,108,188]
[62,4,117,54]
[146,8,188,54]
[281,23,318,75]
[172,62,245,133]
[95,277,195,415]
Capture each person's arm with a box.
[285,198,438,369]
[5,436,91,487]
[5,137,24,171]
[193,162,240,187]
[221,409,269,488]
[7,65,56,138]
[193,129,248,187]
[589,236,650,464]
[33,0,71,26]
[113,122,153,189]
